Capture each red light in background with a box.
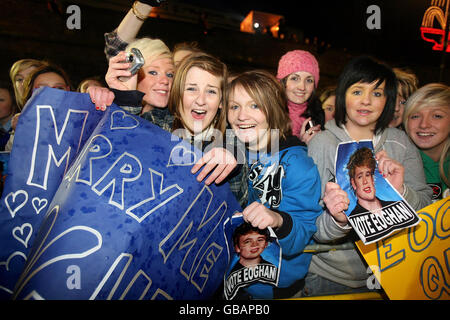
[421,26,450,52]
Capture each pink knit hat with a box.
[276,50,320,87]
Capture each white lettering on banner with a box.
[27,106,89,190]
[126,168,183,223]
[159,185,226,292]
[92,152,143,210]
[13,204,102,298]
[89,253,173,300]
[65,134,113,186]
[65,134,184,223]
[23,290,45,300]
[190,242,222,292]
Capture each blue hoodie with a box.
[243,136,322,299]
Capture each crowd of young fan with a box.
[1,0,448,299]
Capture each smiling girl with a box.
[5,63,72,151]
[105,37,175,131]
[305,56,432,296]
[276,50,322,142]
[403,83,450,200]
[226,70,322,299]
[92,52,247,206]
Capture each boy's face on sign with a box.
[235,231,268,261]
[351,165,376,202]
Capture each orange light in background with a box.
[421,0,450,52]
[270,25,280,38]
[240,11,255,33]
[240,10,284,36]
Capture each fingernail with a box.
[95,106,99,110]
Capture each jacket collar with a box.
[324,119,387,151]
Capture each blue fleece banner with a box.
[0,87,241,300]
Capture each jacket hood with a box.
[279,135,306,151]
[324,119,389,152]
[324,119,351,143]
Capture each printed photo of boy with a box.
[223,217,281,299]
[347,147,397,216]
[335,141,420,244]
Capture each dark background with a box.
[1,0,448,90]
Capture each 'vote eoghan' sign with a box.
[335,141,420,244]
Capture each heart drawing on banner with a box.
[32,197,48,215]
[4,190,29,219]
[167,145,197,167]
[12,223,33,248]
[110,110,139,130]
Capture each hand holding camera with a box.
[120,48,145,81]
[105,49,145,91]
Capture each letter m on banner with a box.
[27,105,89,190]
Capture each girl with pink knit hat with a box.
[277,50,321,143]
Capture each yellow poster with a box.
[356,197,449,300]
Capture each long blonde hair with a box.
[403,83,450,188]
[393,67,419,100]
[9,59,44,109]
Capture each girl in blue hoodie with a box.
[226,70,322,299]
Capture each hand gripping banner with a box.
[0,87,241,300]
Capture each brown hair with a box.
[347,147,376,180]
[9,59,45,109]
[21,63,72,109]
[227,69,291,149]
[393,68,418,100]
[169,52,228,134]
[173,41,203,55]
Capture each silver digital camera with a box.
[125,48,145,76]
